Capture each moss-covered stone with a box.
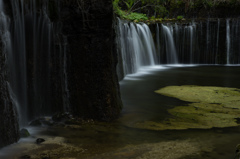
[20,128,30,138]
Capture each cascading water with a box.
[0,0,69,126]
[61,36,70,112]
[226,19,230,64]
[9,0,29,125]
[156,24,160,63]
[161,24,178,64]
[226,19,240,64]
[117,19,157,76]
[215,19,220,63]
[7,0,55,124]
[117,18,240,79]
[25,0,53,119]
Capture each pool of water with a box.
[120,65,240,122]
[1,65,240,159]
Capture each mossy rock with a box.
[20,128,30,138]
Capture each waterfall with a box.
[226,19,230,64]
[61,36,70,112]
[161,24,178,64]
[0,1,11,61]
[0,0,18,116]
[159,22,198,64]
[215,19,220,63]
[7,0,28,125]
[227,19,240,64]
[156,24,160,63]
[117,19,157,76]
[0,0,68,126]
[117,19,240,79]
[7,0,55,124]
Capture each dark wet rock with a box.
[52,112,71,122]
[59,0,123,121]
[19,155,31,159]
[36,138,45,144]
[29,119,42,126]
[0,4,19,147]
[20,128,30,138]
[40,120,54,126]
[235,118,240,124]
[38,117,54,126]
[40,153,50,159]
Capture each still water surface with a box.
[1,65,240,159]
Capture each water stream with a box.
[0,0,68,126]
[117,19,240,79]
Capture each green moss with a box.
[120,86,240,131]
[153,85,240,130]
[177,15,184,20]
[113,0,149,21]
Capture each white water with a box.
[0,0,69,126]
[117,19,157,76]
[117,19,240,79]
[161,24,178,64]
[226,19,230,64]
[215,19,220,63]
[8,0,29,125]
[156,24,160,63]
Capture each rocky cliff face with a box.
[0,0,122,149]
[0,0,19,148]
[58,0,122,121]
[0,38,19,149]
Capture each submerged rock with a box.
[29,119,42,126]
[52,112,71,122]
[20,128,30,138]
[36,138,45,144]
[19,155,31,159]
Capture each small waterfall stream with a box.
[161,24,178,64]
[0,0,69,126]
[226,19,230,64]
[117,19,157,76]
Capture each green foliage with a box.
[177,15,183,20]
[114,0,240,21]
[202,0,214,8]
[118,9,148,21]
[126,12,148,21]
[113,0,148,21]
[124,0,135,11]
[155,5,168,18]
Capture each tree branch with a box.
[131,4,161,13]
[128,0,141,13]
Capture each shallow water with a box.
[1,65,240,159]
[120,65,240,124]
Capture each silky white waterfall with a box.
[161,24,178,64]
[226,19,230,64]
[117,19,157,76]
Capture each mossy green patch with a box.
[121,86,240,131]
[153,85,240,129]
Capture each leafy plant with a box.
[177,15,183,20]
[113,0,148,21]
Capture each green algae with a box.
[121,85,240,130]
[153,85,240,129]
